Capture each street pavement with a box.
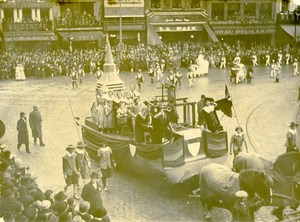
[0,65,299,221]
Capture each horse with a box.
[233,152,300,220]
[199,163,273,220]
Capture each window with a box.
[259,3,272,20]
[228,3,240,20]
[211,3,224,20]
[151,0,160,8]
[172,0,181,8]
[244,3,256,18]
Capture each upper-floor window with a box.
[228,3,240,21]
[211,3,224,20]
[151,0,160,8]
[244,3,256,18]
[259,3,272,20]
[172,0,181,8]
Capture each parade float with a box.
[189,54,209,77]
[81,36,229,184]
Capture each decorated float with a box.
[189,54,209,77]
[81,36,229,184]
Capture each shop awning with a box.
[4,31,57,42]
[57,31,105,41]
[147,24,163,45]
[280,24,300,41]
[203,23,219,43]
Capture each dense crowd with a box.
[1,41,300,80]
[0,144,110,222]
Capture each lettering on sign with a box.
[5,35,57,41]
[157,26,201,32]
[166,18,191,22]
[2,2,52,8]
[214,28,275,35]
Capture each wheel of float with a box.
[0,120,5,139]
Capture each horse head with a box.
[239,169,273,205]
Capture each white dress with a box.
[15,64,26,80]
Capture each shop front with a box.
[147,11,217,44]
[57,30,105,49]
[211,25,276,45]
[3,31,57,50]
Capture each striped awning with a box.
[57,31,105,41]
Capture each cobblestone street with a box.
[0,65,299,221]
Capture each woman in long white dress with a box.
[15,63,26,80]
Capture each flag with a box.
[215,84,233,117]
[225,84,231,100]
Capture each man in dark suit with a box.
[29,106,45,146]
[17,112,30,153]
[81,171,104,217]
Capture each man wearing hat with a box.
[76,141,91,185]
[232,190,264,222]
[17,112,30,153]
[29,106,45,146]
[285,122,299,152]
[81,171,104,217]
[62,145,80,199]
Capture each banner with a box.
[104,0,144,17]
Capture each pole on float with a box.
[68,96,81,141]
[224,78,241,128]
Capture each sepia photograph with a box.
[0,0,300,221]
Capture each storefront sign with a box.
[5,35,57,42]
[214,28,275,35]
[166,18,191,22]
[1,2,52,8]
[157,26,202,32]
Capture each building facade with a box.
[0,0,293,50]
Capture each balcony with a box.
[2,20,52,32]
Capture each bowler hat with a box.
[54,191,67,202]
[44,189,54,199]
[65,144,76,151]
[33,106,39,111]
[290,122,299,127]
[20,112,26,117]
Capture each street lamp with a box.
[119,0,123,60]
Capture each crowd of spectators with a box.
[0,144,110,222]
[54,9,101,28]
[0,41,300,80]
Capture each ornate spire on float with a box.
[96,35,125,92]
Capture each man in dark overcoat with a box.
[29,106,45,146]
[81,171,104,217]
[17,112,30,153]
